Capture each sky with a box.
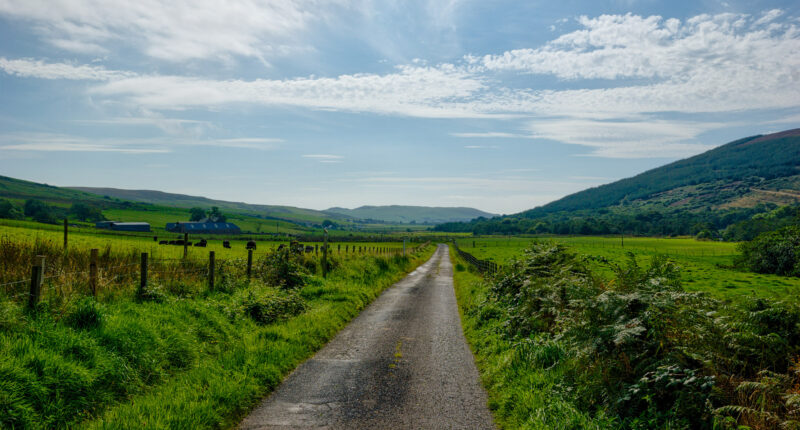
[0,0,799,215]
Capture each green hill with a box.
[435,128,800,237]
[524,128,800,217]
[325,205,496,224]
[71,187,348,225]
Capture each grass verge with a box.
[450,247,614,429]
[1,247,434,429]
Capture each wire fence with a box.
[2,240,434,307]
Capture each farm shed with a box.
[165,222,241,235]
[109,222,151,232]
[95,221,116,229]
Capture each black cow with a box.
[223,240,231,249]
[168,240,176,245]
[159,240,168,245]
[246,240,256,250]
[194,240,207,247]
[304,245,314,253]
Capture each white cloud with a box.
[0,133,169,153]
[2,10,799,159]
[0,133,282,152]
[526,118,722,158]
[0,57,133,80]
[451,132,522,138]
[89,64,489,118]
[0,0,353,62]
[464,145,498,149]
[302,154,343,159]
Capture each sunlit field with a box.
[455,235,800,301]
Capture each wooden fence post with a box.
[28,255,45,309]
[139,253,148,297]
[63,219,68,249]
[247,249,253,280]
[322,230,328,278]
[209,251,215,292]
[183,233,189,259]
[90,249,98,297]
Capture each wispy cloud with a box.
[0,57,134,80]
[1,10,798,158]
[451,132,523,138]
[303,154,344,163]
[0,0,353,63]
[464,145,499,149]
[0,133,169,153]
[0,133,282,153]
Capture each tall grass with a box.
[0,234,434,428]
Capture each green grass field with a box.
[0,221,435,428]
[455,236,800,301]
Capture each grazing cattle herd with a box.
[153,237,387,254]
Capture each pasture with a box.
[454,235,800,301]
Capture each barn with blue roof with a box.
[166,221,241,235]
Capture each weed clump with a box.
[241,290,307,325]
[64,297,103,330]
[256,246,310,289]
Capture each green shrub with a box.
[241,290,307,325]
[257,247,310,289]
[736,225,800,276]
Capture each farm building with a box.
[165,221,241,235]
[96,221,151,232]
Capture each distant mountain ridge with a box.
[70,188,495,225]
[325,205,496,224]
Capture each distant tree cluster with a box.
[0,198,106,224]
[434,204,788,239]
[0,199,23,220]
[189,206,227,222]
[737,225,800,276]
[69,203,105,222]
[24,199,61,224]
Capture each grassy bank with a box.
[1,240,434,428]
[451,243,800,429]
[450,247,613,429]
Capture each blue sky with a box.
[0,0,799,214]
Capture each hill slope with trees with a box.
[435,128,800,237]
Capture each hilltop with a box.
[325,205,496,224]
[435,128,800,236]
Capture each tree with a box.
[207,206,227,222]
[69,203,105,222]
[24,199,49,217]
[0,199,23,220]
[189,207,206,221]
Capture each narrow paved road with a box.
[240,244,495,429]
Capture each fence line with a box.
[3,240,436,307]
[451,240,498,275]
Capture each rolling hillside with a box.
[523,128,800,217]
[325,205,496,224]
[435,128,800,236]
[71,187,347,224]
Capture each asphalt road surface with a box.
[239,244,495,429]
